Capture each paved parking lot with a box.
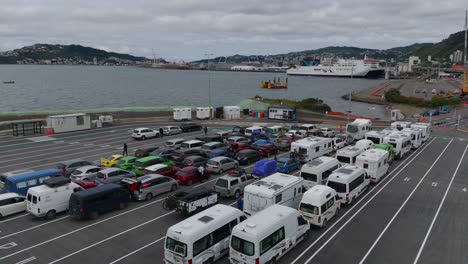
[0,122,467,264]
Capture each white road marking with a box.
[108,236,166,264]
[290,137,436,264]
[0,242,17,249]
[431,182,438,187]
[0,215,69,241]
[413,143,468,264]
[15,256,36,264]
[358,139,453,264]
[0,213,29,224]
[404,177,411,182]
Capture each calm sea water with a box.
[0,65,388,118]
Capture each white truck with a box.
[290,137,333,162]
[346,119,372,140]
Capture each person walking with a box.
[197,165,205,182]
[236,195,244,211]
[123,143,128,156]
[159,127,164,138]
[203,125,208,136]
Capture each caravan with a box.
[400,128,423,149]
[229,204,310,264]
[391,121,412,130]
[243,173,303,216]
[290,137,333,162]
[355,149,390,183]
[299,185,340,228]
[335,146,366,165]
[164,204,245,264]
[365,130,392,145]
[327,165,370,205]
[410,122,431,142]
[299,157,341,189]
[383,132,411,159]
[346,119,372,140]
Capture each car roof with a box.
[72,183,122,198]
[76,165,101,171]
[137,174,168,181]
[0,193,22,199]
[185,155,203,160]
[145,164,169,171]
[136,156,160,162]
[99,168,122,173]
[134,127,150,130]
[210,156,229,161]
[204,142,222,146]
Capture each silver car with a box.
[162,126,182,136]
[70,165,103,181]
[213,171,256,198]
[121,174,178,201]
[206,156,239,174]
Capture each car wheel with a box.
[234,190,241,199]
[171,184,178,191]
[141,136,146,140]
[322,219,328,228]
[46,210,56,220]
[146,193,153,201]
[90,211,99,219]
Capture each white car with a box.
[0,193,26,218]
[131,128,160,140]
[162,126,182,136]
[69,165,103,181]
[320,127,335,137]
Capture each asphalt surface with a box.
[0,122,467,264]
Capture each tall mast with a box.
[463,10,467,94]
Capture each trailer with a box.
[267,106,296,121]
[46,113,91,134]
[195,107,213,120]
[223,106,241,120]
[173,108,192,121]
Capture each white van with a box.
[244,126,263,137]
[410,122,431,142]
[336,146,366,165]
[290,137,333,162]
[299,185,340,228]
[299,157,341,189]
[390,121,412,130]
[383,132,411,159]
[356,149,389,183]
[400,128,423,149]
[327,165,370,205]
[229,204,310,264]
[26,177,82,219]
[180,140,204,150]
[365,130,392,145]
[346,119,372,140]
[243,173,303,216]
[164,204,245,264]
[298,124,317,134]
[165,138,186,149]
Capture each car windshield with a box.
[215,178,229,188]
[328,180,346,193]
[300,202,319,215]
[134,161,144,167]
[182,159,193,165]
[277,161,286,167]
[337,156,351,164]
[231,236,255,256]
[207,160,218,166]
[301,172,317,182]
[165,237,187,257]
[96,172,105,179]
[72,170,82,175]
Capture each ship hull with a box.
[287,69,384,78]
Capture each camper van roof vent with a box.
[246,223,256,228]
[198,215,214,223]
[270,184,283,191]
[308,159,323,166]
[336,168,354,175]
[44,176,70,188]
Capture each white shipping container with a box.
[223,106,240,120]
[46,113,91,134]
[173,108,192,121]
[196,107,213,120]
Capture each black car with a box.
[169,149,209,165]
[232,126,247,134]
[149,148,177,159]
[235,149,262,165]
[162,187,218,215]
[135,146,159,158]
[180,123,202,133]
[182,155,208,167]
[196,134,224,143]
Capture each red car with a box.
[229,142,253,153]
[72,179,97,189]
[254,144,280,157]
[142,164,179,179]
[174,166,211,186]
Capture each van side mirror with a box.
[335,195,341,200]
[365,173,370,179]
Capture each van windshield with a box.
[165,237,187,257]
[389,142,397,149]
[231,236,255,256]
[301,172,317,182]
[367,137,381,144]
[180,143,190,149]
[300,202,319,215]
[347,125,358,133]
[328,181,346,193]
[337,156,351,164]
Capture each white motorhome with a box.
[299,157,341,189]
[365,130,392,145]
[244,126,263,137]
[164,204,245,264]
[298,124,317,134]
[346,119,372,140]
[356,149,389,183]
[290,137,333,162]
[400,128,423,149]
[26,177,82,219]
[243,173,303,216]
[327,165,370,205]
[391,121,412,130]
[335,146,366,165]
[383,132,411,159]
[355,139,374,150]
[299,185,340,228]
[229,204,310,264]
[410,122,431,142]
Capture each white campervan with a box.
[356,149,390,183]
[244,126,263,137]
[355,139,374,150]
[299,185,340,228]
[298,124,317,134]
[243,173,303,216]
[383,132,411,159]
[399,128,423,149]
[299,157,341,189]
[335,146,366,165]
[346,119,372,140]
[365,130,392,145]
[290,137,333,162]
[327,165,370,205]
[410,122,431,142]
[229,204,310,264]
[391,121,412,130]
[164,204,245,264]
[26,177,82,219]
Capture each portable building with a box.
[173,108,192,121]
[46,113,91,134]
[267,106,297,121]
[195,107,213,120]
[223,106,241,120]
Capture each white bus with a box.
[410,122,431,142]
[243,173,303,216]
[229,204,310,264]
[383,132,411,159]
[365,130,392,145]
[299,157,341,189]
[290,137,333,162]
[299,185,340,228]
[335,146,366,165]
[355,149,390,183]
[346,119,372,140]
[164,204,245,264]
[327,165,370,205]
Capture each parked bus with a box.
[0,169,62,195]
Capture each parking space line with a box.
[108,236,166,264]
[14,256,36,264]
[358,139,453,264]
[290,137,437,264]
[413,143,468,264]
[0,215,69,241]
[0,214,29,224]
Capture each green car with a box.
[116,156,138,170]
[132,156,175,176]
[373,144,394,161]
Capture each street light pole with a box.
[348,61,354,124]
[205,53,213,120]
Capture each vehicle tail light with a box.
[188,259,193,264]
[130,183,138,192]
[255,258,260,264]
[346,193,349,202]
[318,216,321,223]
[38,208,40,214]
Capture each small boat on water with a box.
[260,77,288,89]
[2,81,15,84]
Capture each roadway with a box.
[0,122,466,264]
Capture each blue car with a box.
[251,139,275,148]
[276,158,300,173]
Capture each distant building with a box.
[398,63,409,73]
[408,56,420,72]
[427,55,431,62]
[93,57,98,65]
[452,50,463,62]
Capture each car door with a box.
[5,197,25,216]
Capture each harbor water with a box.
[0,65,388,118]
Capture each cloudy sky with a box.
[1,0,467,60]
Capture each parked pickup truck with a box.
[162,187,218,216]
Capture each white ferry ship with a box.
[287,58,384,78]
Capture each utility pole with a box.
[205,53,214,120]
[348,61,354,124]
[463,9,467,94]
